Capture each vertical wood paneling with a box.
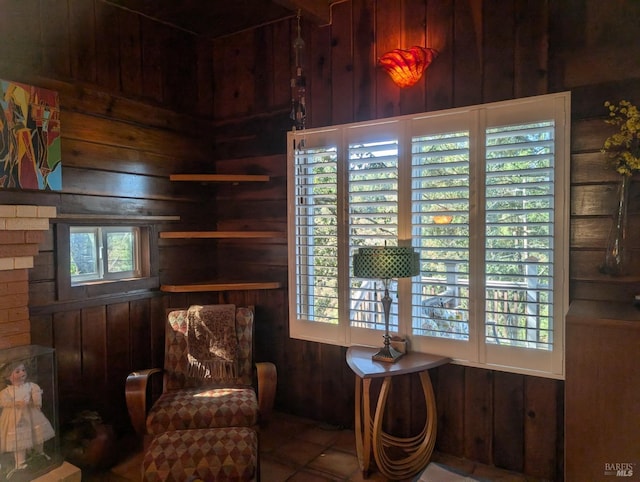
[106,303,131,375]
[140,17,165,103]
[285,338,321,419]
[493,371,525,472]
[118,8,143,97]
[213,33,256,119]
[513,0,548,97]
[0,0,42,71]
[463,367,493,464]
[81,306,107,387]
[426,2,449,109]
[234,31,258,116]
[105,302,131,427]
[330,1,354,125]
[195,36,214,117]
[482,0,515,102]
[253,27,271,114]
[319,343,351,426]
[129,298,151,372]
[212,36,234,119]
[53,310,82,393]
[254,289,290,408]
[30,314,53,347]
[451,0,481,108]
[308,16,332,128]
[94,0,120,92]
[269,20,293,111]
[69,0,96,83]
[40,0,71,78]
[435,364,465,456]
[352,0,376,122]
[164,31,198,113]
[149,296,168,373]
[399,0,426,115]
[340,350,357,428]
[523,376,560,480]
[375,0,402,119]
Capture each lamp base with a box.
[372,344,404,363]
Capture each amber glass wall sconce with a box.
[379,46,438,88]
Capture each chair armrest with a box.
[255,362,277,423]
[125,368,163,437]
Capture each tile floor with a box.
[96,411,538,482]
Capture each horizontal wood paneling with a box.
[0,0,218,437]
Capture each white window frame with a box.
[70,226,141,285]
[287,92,570,378]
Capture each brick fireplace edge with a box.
[0,205,56,349]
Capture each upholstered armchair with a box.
[125,304,277,444]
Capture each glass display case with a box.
[0,345,61,481]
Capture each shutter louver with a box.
[411,131,470,341]
[349,139,399,331]
[485,121,555,350]
[294,145,339,324]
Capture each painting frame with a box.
[0,79,62,191]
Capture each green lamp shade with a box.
[353,246,420,279]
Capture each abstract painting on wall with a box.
[0,79,62,191]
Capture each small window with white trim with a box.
[56,222,158,301]
[70,226,141,284]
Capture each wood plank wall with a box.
[0,0,221,432]
[205,2,640,481]
[0,0,638,480]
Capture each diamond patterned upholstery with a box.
[143,427,258,482]
[126,304,276,482]
[146,387,258,436]
[143,306,258,437]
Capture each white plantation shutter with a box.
[484,122,555,350]
[288,92,569,377]
[348,138,399,331]
[289,130,343,345]
[411,131,471,343]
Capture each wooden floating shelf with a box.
[58,214,181,221]
[162,172,280,294]
[160,231,285,239]
[573,275,640,283]
[160,281,282,292]
[169,174,270,182]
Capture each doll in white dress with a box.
[0,361,55,470]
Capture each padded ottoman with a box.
[145,387,259,436]
[143,427,258,482]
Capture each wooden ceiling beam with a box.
[272,0,335,26]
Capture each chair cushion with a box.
[146,387,258,436]
[143,427,257,482]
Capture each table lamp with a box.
[352,246,420,362]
